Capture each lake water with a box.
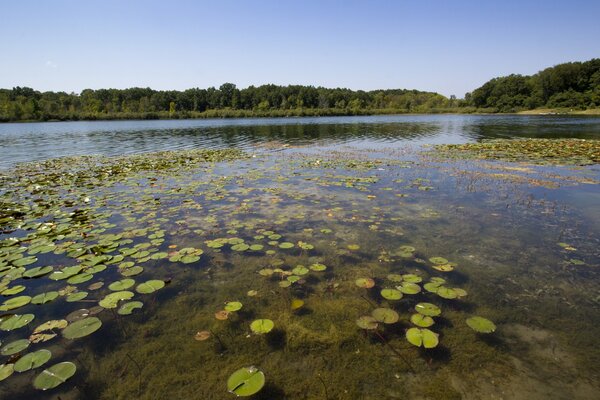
[0,115,599,400]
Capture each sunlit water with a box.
[0,116,599,400]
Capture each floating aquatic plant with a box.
[372,308,399,324]
[62,317,102,339]
[415,302,441,317]
[355,278,375,289]
[380,288,403,300]
[14,349,52,372]
[227,366,265,397]
[405,327,439,348]
[33,361,76,390]
[224,301,243,312]
[250,319,274,334]
[356,315,379,330]
[466,316,496,333]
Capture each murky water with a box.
[0,116,599,399]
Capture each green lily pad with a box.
[380,288,403,300]
[292,265,309,275]
[0,363,14,381]
[397,282,421,294]
[1,338,30,355]
[12,256,37,266]
[62,317,102,339]
[2,285,26,295]
[278,242,294,249]
[109,279,135,291]
[227,366,265,397]
[0,295,32,311]
[372,308,399,324]
[67,272,94,284]
[356,315,379,330]
[415,303,441,317]
[14,349,52,372]
[231,243,250,252]
[406,328,439,348]
[466,316,496,333]
[224,301,243,312]
[387,274,403,282]
[410,313,434,327]
[121,266,144,277]
[309,263,327,272]
[66,291,88,302]
[0,314,35,331]
[99,291,134,308]
[136,280,165,294]
[33,361,76,390]
[31,291,59,305]
[117,301,143,315]
[22,266,53,278]
[429,257,448,265]
[436,287,458,299]
[402,274,422,283]
[250,319,274,334]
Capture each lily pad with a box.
[31,291,59,305]
[108,279,135,291]
[66,291,88,302]
[62,317,102,339]
[397,282,421,294]
[14,349,52,372]
[410,313,434,328]
[117,301,143,315]
[372,308,399,324]
[224,301,243,312]
[1,338,30,355]
[406,327,439,348]
[466,316,496,333]
[136,280,165,294]
[279,242,294,249]
[0,295,32,311]
[227,366,265,397]
[0,363,14,381]
[99,291,134,308]
[22,266,53,279]
[355,278,375,289]
[33,361,76,390]
[0,314,35,331]
[250,319,274,334]
[415,302,441,317]
[309,263,327,272]
[380,288,403,300]
[436,287,458,299]
[429,257,448,265]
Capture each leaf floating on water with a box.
[62,317,102,339]
[117,301,143,315]
[136,280,165,294]
[371,308,399,324]
[0,364,14,382]
[466,316,496,333]
[224,301,243,312]
[406,327,439,348]
[0,314,35,331]
[250,319,274,334]
[355,278,375,289]
[227,366,265,397]
[14,349,52,372]
[1,338,30,355]
[33,361,76,390]
[356,315,379,330]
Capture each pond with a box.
[0,115,599,399]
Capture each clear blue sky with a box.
[1,0,599,97]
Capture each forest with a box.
[0,59,598,121]
[467,58,600,112]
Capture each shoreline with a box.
[3,107,600,124]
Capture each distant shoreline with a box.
[3,107,600,124]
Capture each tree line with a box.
[467,58,600,112]
[1,58,598,121]
[0,85,461,122]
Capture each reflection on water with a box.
[1,115,600,168]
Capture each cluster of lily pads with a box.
[432,138,600,165]
[355,250,496,349]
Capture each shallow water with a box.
[0,116,599,399]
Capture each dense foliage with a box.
[467,58,600,112]
[0,84,459,122]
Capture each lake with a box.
[0,115,599,399]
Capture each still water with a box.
[1,114,600,168]
[0,115,599,399]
